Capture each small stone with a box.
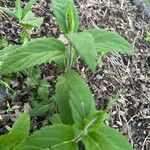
[96,75,103,80]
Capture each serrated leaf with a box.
[0,45,19,70]
[23,0,38,18]
[99,125,133,150]
[21,11,43,28]
[0,112,30,149]
[38,80,50,100]
[55,74,74,125]
[18,124,75,150]
[15,0,23,21]
[67,32,97,72]
[56,69,96,128]
[87,28,134,54]
[50,113,62,124]
[30,100,54,117]
[0,45,19,62]
[11,112,30,136]
[52,0,79,33]
[0,6,16,18]
[0,38,67,74]
[0,133,27,149]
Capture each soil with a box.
[0,0,150,150]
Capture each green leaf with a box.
[55,74,74,125]
[51,141,78,150]
[11,112,30,136]
[83,131,113,150]
[30,100,54,117]
[15,0,23,21]
[0,45,19,70]
[0,6,16,18]
[82,125,132,150]
[38,80,50,100]
[82,134,100,150]
[0,37,8,49]
[83,111,107,132]
[52,0,79,33]
[23,0,38,18]
[107,91,121,110]
[50,113,62,124]
[0,112,30,149]
[67,32,97,72]
[99,125,132,150]
[18,124,75,150]
[87,28,134,54]
[56,69,96,128]
[21,11,43,28]
[0,38,67,74]
[0,133,27,149]
[145,32,150,42]
[0,45,19,63]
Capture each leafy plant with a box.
[0,0,134,149]
[24,67,50,101]
[23,67,53,117]
[145,32,150,41]
[0,0,43,43]
[0,38,8,49]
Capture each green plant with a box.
[145,32,150,41]
[24,67,50,102]
[23,67,54,117]
[0,0,134,149]
[0,0,43,43]
[0,38,8,49]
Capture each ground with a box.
[0,0,150,150]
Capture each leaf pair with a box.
[55,69,132,150]
[67,29,134,72]
[53,0,133,73]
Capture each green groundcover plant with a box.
[0,0,134,149]
[0,0,43,43]
[146,32,150,41]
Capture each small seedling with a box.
[145,32,150,41]
[0,0,43,43]
[0,0,134,149]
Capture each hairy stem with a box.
[67,43,73,70]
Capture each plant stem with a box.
[67,43,73,70]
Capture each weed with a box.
[0,0,134,149]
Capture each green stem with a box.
[66,43,73,70]
[23,27,31,42]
